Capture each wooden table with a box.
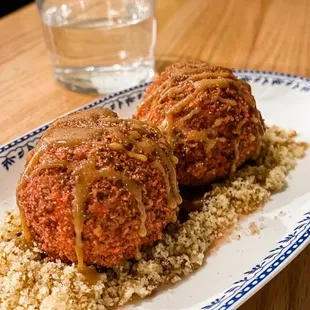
[0,0,309,309]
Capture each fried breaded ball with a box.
[135,61,265,185]
[16,108,181,267]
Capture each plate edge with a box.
[1,69,310,152]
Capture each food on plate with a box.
[16,108,181,268]
[1,126,307,309]
[135,60,266,185]
[0,62,308,310]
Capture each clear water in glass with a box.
[37,0,156,93]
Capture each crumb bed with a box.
[0,126,308,309]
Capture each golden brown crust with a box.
[16,108,179,267]
[4,126,308,308]
[135,61,265,185]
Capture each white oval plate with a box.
[0,70,309,310]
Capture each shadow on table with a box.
[0,0,33,18]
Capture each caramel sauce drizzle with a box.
[187,129,215,142]
[219,97,237,106]
[176,107,201,126]
[156,148,183,205]
[106,122,182,228]
[17,114,182,282]
[127,152,148,162]
[137,79,172,114]
[108,142,125,150]
[136,138,182,205]
[151,161,177,210]
[140,66,263,178]
[16,114,155,281]
[73,161,147,269]
[189,71,231,81]
[230,118,247,175]
[162,75,239,146]
[18,208,31,243]
[108,140,148,162]
[109,119,182,207]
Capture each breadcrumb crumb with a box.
[0,126,308,309]
[249,222,260,235]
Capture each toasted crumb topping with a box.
[0,126,308,309]
[249,222,260,235]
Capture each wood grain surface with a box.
[0,0,309,309]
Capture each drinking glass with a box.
[36,0,156,93]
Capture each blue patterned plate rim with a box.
[0,69,309,310]
[1,69,310,154]
[201,218,310,310]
